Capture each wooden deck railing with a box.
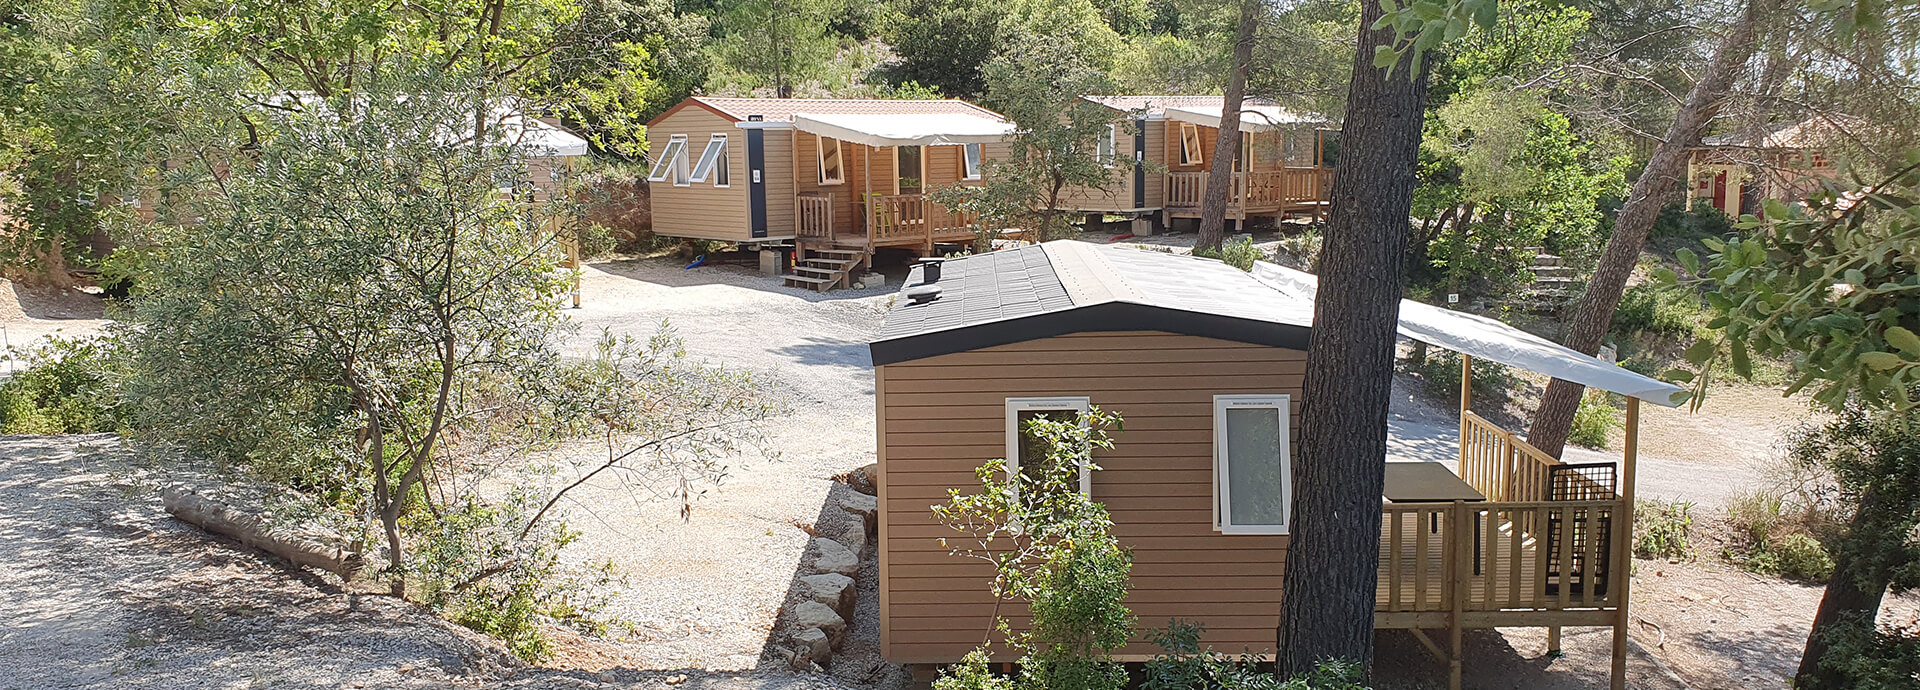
[867,193,980,247]
[1378,499,1625,615]
[798,193,834,238]
[1460,411,1560,504]
[1167,169,1331,211]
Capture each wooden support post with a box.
[864,146,875,247]
[1459,354,1473,471]
[1449,500,1468,690]
[1611,397,1641,690]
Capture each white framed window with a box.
[1006,397,1093,496]
[962,143,983,180]
[896,145,923,194]
[1097,123,1117,162]
[691,134,730,187]
[1213,394,1291,535]
[648,134,690,186]
[1179,122,1204,166]
[817,136,845,185]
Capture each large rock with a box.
[831,522,866,555]
[792,600,847,646]
[848,463,878,495]
[811,538,860,577]
[840,491,878,536]
[800,572,856,618]
[793,627,833,667]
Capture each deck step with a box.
[815,248,865,257]
[803,258,858,269]
[793,265,842,277]
[783,274,837,292]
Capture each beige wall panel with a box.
[647,107,750,241]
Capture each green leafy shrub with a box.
[1634,500,1695,560]
[1649,200,1733,240]
[1569,392,1619,449]
[1813,615,1920,690]
[0,336,120,434]
[1142,620,1369,689]
[1721,490,1836,582]
[1194,236,1266,272]
[1612,284,1707,339]
[1413,349,1521,406]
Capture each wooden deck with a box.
[1374,499,1624,630]
[1164,168,1333,220]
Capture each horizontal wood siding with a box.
[879,331,1303,663]
[648,107,750,241]
[1143,120,1166,208]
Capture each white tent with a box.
[508,115,590,157]
[1251,262,1688,407]
[1165,105,1324,133]
[791,112,1014,147]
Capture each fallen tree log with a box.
[162,487,362,577]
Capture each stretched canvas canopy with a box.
[791,112,1014,147]
[1166,105,1323,133]
[1251,262,1687,406]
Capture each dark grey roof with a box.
[869,241,1314,365]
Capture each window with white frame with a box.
[1097,123,1117,162]
[691,134,730,186]
[818,136,845,185]
[648,134,690,186]
[962,143,983,180]
[1006,397,1093,495]
[1179,122,1204,166]
[1213,394,1290,534]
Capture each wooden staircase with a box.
[784,247,869,292]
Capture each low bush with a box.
[1412,349,1521,407]
[1612,284,1707,339]
[1650,200,1734,240]
[1634,500,1695,560]
[1569,392,1620,449]
[0,336,120,434]
[1194,236,1266,272]
[1143,620,1368,690]
[1721,489,1837,582]
[1813,615,1920,690]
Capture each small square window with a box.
[962,143,983,180]
[1214,394,1290,534]
[1006,397,1092,495]
[1097,123,1116,161]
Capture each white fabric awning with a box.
[791,112,1013,147]
[507,115,590,157]
[1166,105,1324,133]
[1251,262,1688,407]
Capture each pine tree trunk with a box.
[1196,0,1258,252]
[1796,488,1892,689]
[1524,0,1767,458]
[1277,0,1429,674]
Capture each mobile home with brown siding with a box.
[869,240,1688,690]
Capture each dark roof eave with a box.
[869,301,1312,366]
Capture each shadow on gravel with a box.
[772,337,872,372]
[588,258,892,304]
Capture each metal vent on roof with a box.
[904,284,943,304]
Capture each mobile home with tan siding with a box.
[868,240,1689,690]
[1064,96,1338,232]
[645,97,1013,290]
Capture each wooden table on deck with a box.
[1383,463,1487,573]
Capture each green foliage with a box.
[1407,2,1629,297]
[884,0,1126,98]
[1812,615,1920,690]
[1612,284,1708,340]
[1143,622,1369,690]
[1193,236,1265,272]
[1568,391,1619,449]
[413,490,622,661]
[932,407,1133,690]
[536,0,712,157]
[1721,490,1837,582]
[0,335,119,434]
[1676,154,1920,412]
[1370,0,1499,77]
[1634,500,1695,561]
[708,0,841,97]
[930,34,1131,241]
[1412,349,1519,407]
[1650,201,1735,241]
